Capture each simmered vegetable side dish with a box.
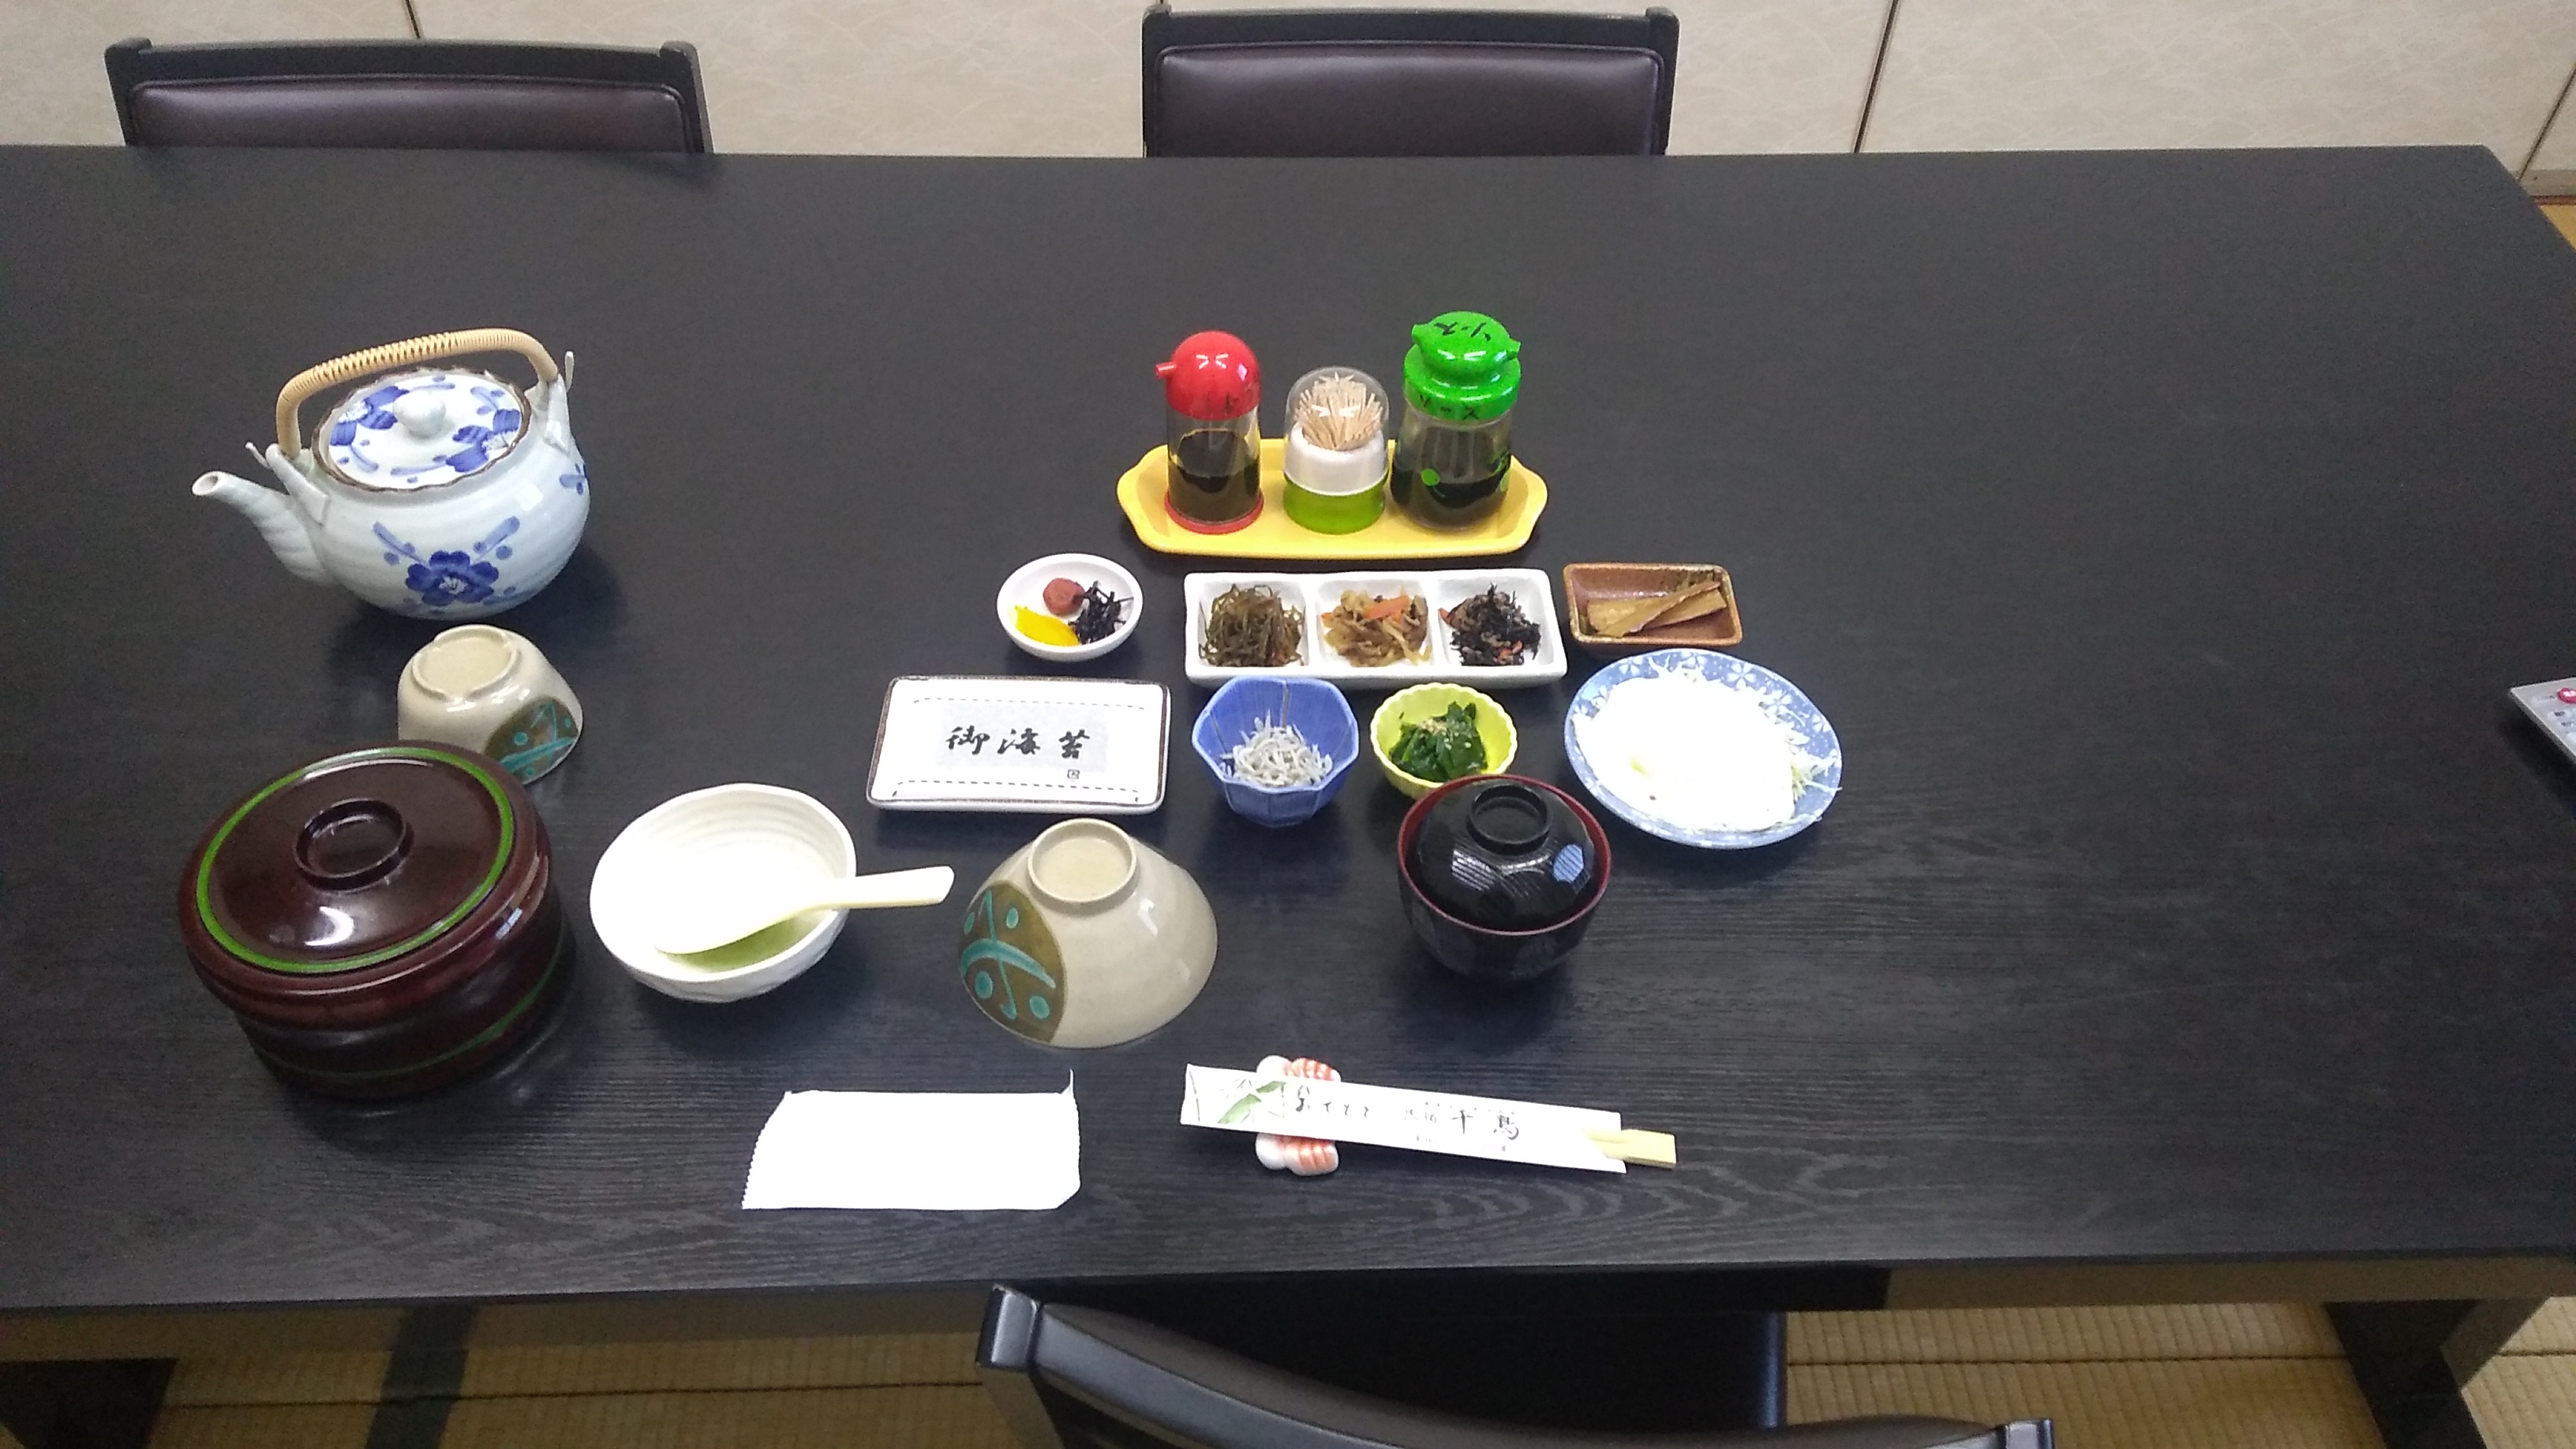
[1324,590,1428,667]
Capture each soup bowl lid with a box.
[179,743,539,979]
[1400,775,1605,932]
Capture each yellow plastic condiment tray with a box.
[1117,439,1548,560]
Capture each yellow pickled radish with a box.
[1014,606,1080,647]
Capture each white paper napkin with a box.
[740,1080,1080,1211]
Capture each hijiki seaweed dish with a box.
[1441,586,1539,666]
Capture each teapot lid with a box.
[316,367,529,491]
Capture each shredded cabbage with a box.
[1574,675,1819,832]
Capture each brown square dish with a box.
[1561,563,1743,657]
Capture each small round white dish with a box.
[1563,649,1841,849]
[590,783,857,1002]
[997,552,1143,662]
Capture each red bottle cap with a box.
[1155,331,1260,421]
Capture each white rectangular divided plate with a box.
[868,676,1168,814]
[1183,567,1566,688]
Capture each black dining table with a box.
[2,143,2572,1448]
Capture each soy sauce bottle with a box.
[1156,331,1263,533]
[1391,311,1519,530]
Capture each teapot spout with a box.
[193,470,331,587]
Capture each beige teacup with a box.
[397,624,583,783]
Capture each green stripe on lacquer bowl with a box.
[194,745,517,975]
[254,939,564,1084]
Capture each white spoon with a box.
[653,865,957,957]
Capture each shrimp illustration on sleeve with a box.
[1251,1054,1340,1176]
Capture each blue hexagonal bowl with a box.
[1190,677,1360,828]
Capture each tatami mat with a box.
[1792,1304,2341,1364]
[1792,1359,2380,1447]
[459,1331,981,1396]
[2466,1354,2576,1449]
[2480,1297,2576,1449]
[141,1403,373,1449]
[161,1352,389,1407]
[2503,1297,2576,1356]
[56,1298,2575,1448]
[439,1384,1015,1449]
[2542,201,2576,247]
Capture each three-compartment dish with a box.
[1183,567,1566,688]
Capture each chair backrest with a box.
[104,38,711,152]
[978,1286,2054,1449]
[1140,5,1677,157]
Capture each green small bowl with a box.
[1369,683,1518,799]
[1283,477,1387,534]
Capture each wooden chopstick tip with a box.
[1587,1129,1677,1167]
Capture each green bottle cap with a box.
[1402,312,1521,422]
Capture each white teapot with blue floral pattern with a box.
[193,328,588,619]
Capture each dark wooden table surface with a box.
[2,145,2572,1331]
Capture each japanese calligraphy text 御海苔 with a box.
[944,724,1088,759]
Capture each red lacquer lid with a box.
[1155,331,1260,421]
[180,744,531,978]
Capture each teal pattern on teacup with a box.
[958,883,1063,1043]
[486,697,578,783]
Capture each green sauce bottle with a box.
[1391,311,1519,530]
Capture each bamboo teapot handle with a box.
[275,328,557,458]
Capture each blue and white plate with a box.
[1563,649,1841,849]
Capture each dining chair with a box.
[104,38,711,152]
[1140,4,1678,157]
[979,1286,2055,1448]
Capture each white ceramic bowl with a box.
[590,783,857,1002]
[998,552,1143,662]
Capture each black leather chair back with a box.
[105,39,711,152]
[978,1286,2056,1449]
[1142,5,1677,157]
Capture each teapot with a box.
[193,328,589,619]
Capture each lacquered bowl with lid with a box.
[1395,774,1611,983]
[177,743,567,1098]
